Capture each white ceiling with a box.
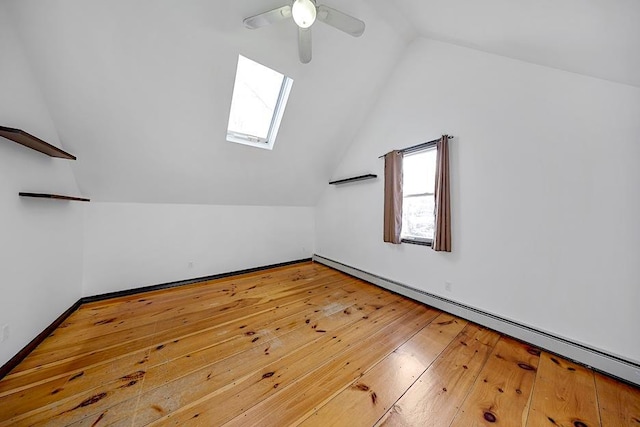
[392,0,640,88]
[5,0,405,206]
[4,0,638,206]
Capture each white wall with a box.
[316,38,640,364]
[0,5,84,366]
[83,203,314,296]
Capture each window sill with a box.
[226,133,274,150]
[401,238,433,247]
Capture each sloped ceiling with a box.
[5,0,405,206]
[5,0,639,206]
[392,0,640,88]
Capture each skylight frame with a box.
[226,56,293,151]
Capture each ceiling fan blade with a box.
[298,27,312,64]
[243,5,292,29]
[316,5,365,37]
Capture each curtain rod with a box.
[378,135,453,158]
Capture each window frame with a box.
[400,142,437,247]
[226,56,294,151]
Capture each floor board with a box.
[0,262,638,426]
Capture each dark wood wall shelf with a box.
[329,174,377,185]
[19,193,90,202]
[0,126,76,160]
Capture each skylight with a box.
[227,55,293,150]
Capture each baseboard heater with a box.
[313,254,640,387]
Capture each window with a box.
[227,55,293,150]
[401,146,437,245]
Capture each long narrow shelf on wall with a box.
[329,174,377,185]
[19,193,90,202]
[0,125,76,160]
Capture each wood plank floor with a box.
[0,262,639,426]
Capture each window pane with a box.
[228,55,285,139]
[402,195,435,240]
[403,149,436,195]
[401,148,437,240]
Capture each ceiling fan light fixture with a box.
[292,0,316,28]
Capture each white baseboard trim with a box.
[313,254,640,387]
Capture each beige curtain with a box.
[432,135,451,251]
[383,150,403,244]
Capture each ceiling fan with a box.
[243,0,366,64]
